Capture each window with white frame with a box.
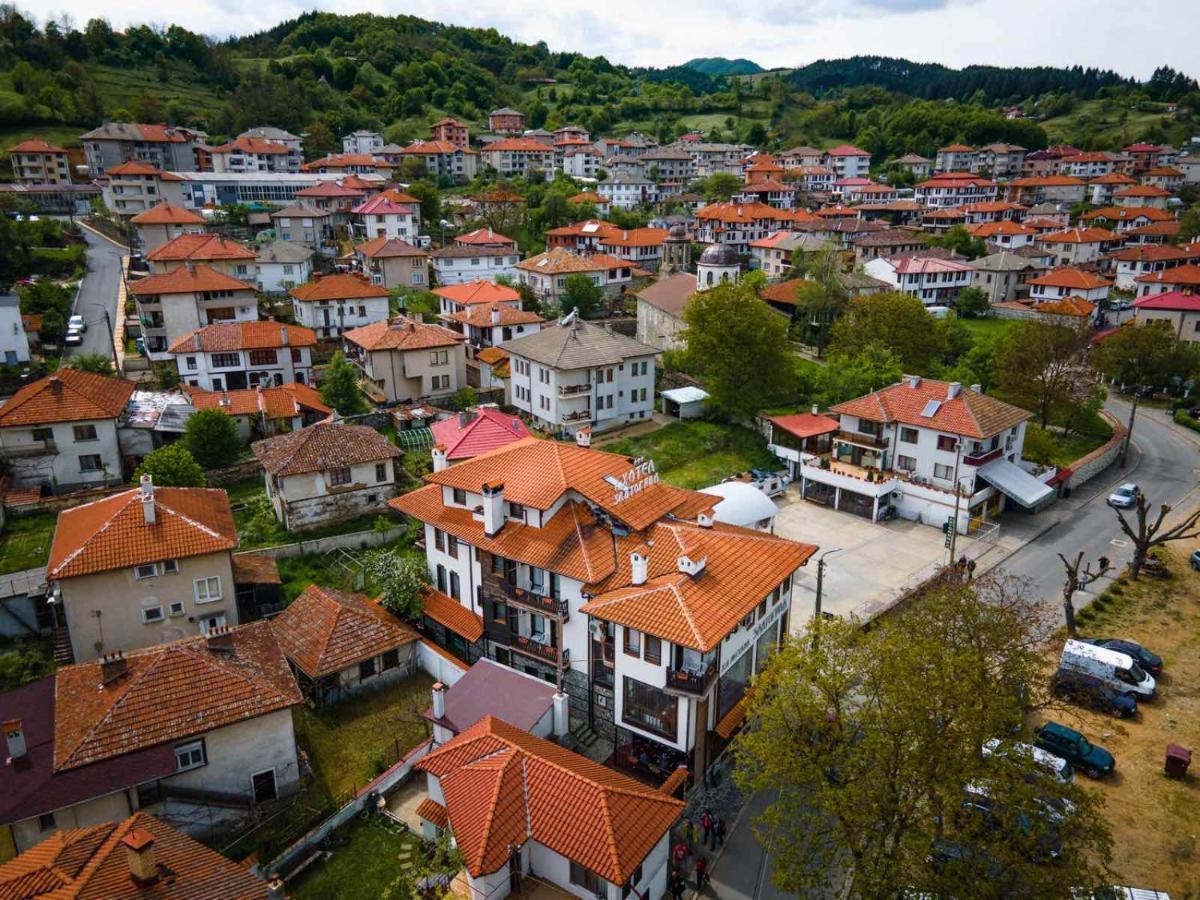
[168,601,185,617]
[194,576,222,603]
[135,563,159,579]
[141,604,164,624]
[162,559,179,574]
[933,462,954,481]
[174,739,206,772]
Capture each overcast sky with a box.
[52,0,1197,81]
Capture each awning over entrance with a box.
[978,458,1055,509]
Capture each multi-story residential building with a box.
[1086,172,1138,205]
[430,117,470,149]
[293,181,366,232]
[1114,185,1172,209]
[1124,142,1163,174]
[391,437,817,780]
[256,239,314,294]
[398,140,478,182]
[1035,227,1119,267]
[355,236,430,290]
[1005,175,1088,206]
[170,321,317,391]
[1058,151,1114,179]
[735,179,797,208]
[779,145,823,168]
[81,123,205,176]
[0,621,301,854]
[692,202,798,252]
[440,298,544,356]
[350,191,422,243]
[48,477,240,661]
[289,273,391,338]
[252,421,401,530]
[101,162,187,217]
[343,316,467,403]
[1177,155,1200,184]
[1133,291,1200,340]
[1135,263,1200,297]
[635,146,696,192]
[129,201,206,255]
[303,153,397,178]
[977,143,1027,178]
[1026,268,1112,304]
[512,248,609,305]
[342,130,384,155]
[270,201,333,255]
[434,280,524,318]
[914,173,999,208]
[209,136,301,174]
[891,152,933,178]
[850,228,927,265]
[487,108,525,133]
[798,376,1046,529]
[969,250,1046,303]
[239,125,302,152]
[935,144,977,173]
[432,244,520,284]
[1141,166,1185,192]
[502,313,657,434]
[480,138,553,178]
[966,219,1037,250]
[597,172,656,210]
[0,370,133,492]
[864,255,973,305]
[130,265,258,360]
[182,381,330,440]
[1105,244,1200,291]
[822,144,871,178]
[145,232,257,279]
[562,146,602,178]
[8,139,71,185]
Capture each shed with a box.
[699,481,779,531]
[661,385,709,420]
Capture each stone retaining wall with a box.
[1062,410,1127,491]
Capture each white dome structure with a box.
[696,243,740,289]
[698,481,778,531]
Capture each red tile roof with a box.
[830,377,1030,440]
[105,162,182,180]
[0,370,133,428]
[767,412,840,439]
[433,280,521,306]
[210,136,290,155]
[343,316,464,352]
[430,408,531,460]
[48,485,236,580]
[1134,290,1200,311]
[295,180,367,198]
[350,194,418,217]
[168,321,316,354]
[825,144,870,156]
[454,228,516,247]
[1136,264,1200,287]
[271,585,418,679]
[288,272,390,302]
[417,716,683,882]
[129,201,206,226]
[1028,268,1111,290]
[183,382,331,419]
[1036,227,1118,244]
[252,421,400,477]
[421,585,484,641]
[8,139,67,154]
[146,233,256,262]
[484,138,554,153]
[52,621,301,771]
[129,264,253,296]
[355,235,428,258]
[442,303,543,329]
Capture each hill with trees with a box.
[683,57,764,76]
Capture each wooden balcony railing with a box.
[835,429,889,450]
[665,660,717,696]
[486,577,569,620]
[511,635,568,667]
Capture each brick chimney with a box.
[121,829,159,885]
[205,626,235,654]
[3,719,26,762]
[139,474,155,524]
[100,651,128,686]
[48,375,61,395]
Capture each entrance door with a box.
[251,769,277,804]
[198,614,227,634]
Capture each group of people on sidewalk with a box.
[669,809,727,897]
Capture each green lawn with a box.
[606,420,778,489]
[1041,98,1177,147]
[0,512,57,575]
[290,815,425,900]
[293,672,435,800]
[225,477,394,552]
[1024,422,1112,467]
[957,316,1018,341]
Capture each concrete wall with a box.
[292,296,390,338]
[166,708,300,800]
[10,788,135,855]
[416,639,469,686]
[270,458,398,530]
[636,300,684,351]
[244,525,407,560]
[1063,410,1127,491]
[0,418,124,492]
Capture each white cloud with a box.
[48,0,1199,80]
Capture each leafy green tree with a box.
[828,292,949,374]
[0,642,56,692]
[183,408,243,469]
[925,224,987,260]
[406,180,441,227]
[559,274,603,318]
[956,286,990,318]
[702,172,742,202]
[449,386,477,410]
[1179,205,1200,242]
[994,320,1095,428]
[745,121,767,146]
[366,550,428,620]
[736,574,1111,898]
[62,353,114,375]
[681,275,794,419]
[134,442,206,488]
[817,342,904,406]
[320,351,368,415]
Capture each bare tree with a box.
[1056,552,1112,636]
[1114,494,1200,577]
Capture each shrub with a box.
[184,408,244,468]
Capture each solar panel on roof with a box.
[920,399,942,418]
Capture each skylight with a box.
[920,400,942,418]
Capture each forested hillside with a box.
[0,7,1196,159]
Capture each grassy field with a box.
[1034,546,1200,896]
[1040,99,1178,147]
[606,420,777,488]
[957,316,1018,342]
[224,477,392,552]
[293,673,435,800]
[0,513,56,575]
[290,814,425,900]
[1024,422,1111,468]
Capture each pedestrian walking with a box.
[683,817,696,850]
[700,809,713,847]
[713,814,726,848]
[672,842,688,867]
[694,855,709,892]
[671,871,685,900]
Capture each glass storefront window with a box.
[622,676,677,739]
[718,648,753,721]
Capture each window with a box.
[174,740,206,772]
[899,427,918,444]
[933,463,954,481]
[376,463,388,482]
[382,648,399,670]
[897,454,917,472]
[72,424,98,442]
[434,528,445,552]
[186,356,197,371]
[570,862,603,895]
[623,864,645,898]
[507,501,524,520]
[436,564,447,594]
[162,559,179,574]
[623,627,641,657]
[359,658,377,681]
[31,427,53,442]
[329,467,352,486]
[38,813,55,831]
[79,454,103,472]
[211,352,241,368]
[622,676,677,738]
[937,435,958,452]
[135,563,158,579]
[445,534,459,558]
[449,571,461,600]
[430,350,448,365]
[168,601,185,617]
[248,349,277,366]
[644,635,662,665]
[432,374,450,390]
[194,576,222,603]
[452,488,467,505]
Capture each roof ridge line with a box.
[49,492,137,578]
[70,815,137,893]
[670,582,707,650]
[154,497,234,545]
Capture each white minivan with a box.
[1060,639,1156,699]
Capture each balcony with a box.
[487,578,569,620]
[511,634,569,667]
[558,382,591,397]
[561,410,591,424]
[835,429,888,450]
[963,446,1004,467]
[665,660,717,696]
[484,618,513,646]
[4,439,56,457]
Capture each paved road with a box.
[65,227,126,361]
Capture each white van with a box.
[982,738,1074,783]
[1060,639,1156,699]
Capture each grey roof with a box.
[635,148,693,161]
[699,244,739,267]
[257,240,315,264]
[636,272,696,317]
[851,229,926,248]
[490,107,523,117]
[841,271,892,291]
[427,660,555,736]
[499,315,657,370]
[600,172,653,186]
[271,201,329,219]
[0,294,18,308]
[239,126,300,142]
[971,250,1046,273]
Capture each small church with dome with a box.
[634,233,744,350]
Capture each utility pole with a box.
[947,440,964,565]
[1057,551,1112,637]
[103,309,122,377]
[813,548,841,647]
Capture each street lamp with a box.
[813,547,842,648]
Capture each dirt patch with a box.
[1032,548,1200,897]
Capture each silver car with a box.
[1107,483,1139,509]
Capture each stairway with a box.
[569,722,600,750]
[51,627,73,664]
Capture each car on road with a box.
[1033,722,1115,778]
[1106,483,1140,508]
[63,328,83,346]
[1050,669,1138,718]
[1078,637,1163,676]
[67,315,86,333]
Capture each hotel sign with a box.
[610,457,659,504]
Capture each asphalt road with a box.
[65,227,126,361]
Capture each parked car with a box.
[1079,638,1162,676]
[1106,483,1140,508]
[960,783,1065,858]
[927,838,1007,881]
[1051,669,1137,717]
[63,328,83,346]
[982,738,1074,783]
[1060,639,1155,699]
[1090,887,1172,899]
[1190,549,1200,571]
[67,314,87,333]
[1034,722,1115,778]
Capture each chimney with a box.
[280,325,288,345]
[630,548,649,586]
[139,474,155,524]
[205,626,235,654]
[49,375,61,395]
[947,381,962,399]
[811,404,819,416]
[266,878,286,900]
[121,829,159,885]
[677,552,708,577]
[970,383,982,394]
[574,427,592,448]
[697,507,715,528]
[219,391,231,408]
[552,691,570,737]
[431,682,446,720]
[431,444,449,473]
[491,305,501,326]
[481,481,505,537]
[904,374,921,389]
[3,719,26,762]
[100,652,128,686]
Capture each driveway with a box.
[65,226,127,361]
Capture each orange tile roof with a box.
[1115,185,1171,198]
[599,227,668,249]
[52,621,301,771]
[343,316,464,352]
[475,347,508,365]
[271,585,418,678]
[105,161,182,180]
[442,303,543,328]
[454,228,516,246]
[303,154,394,171]
[1028,268,1111,290]
[484,138,554,153]
[1008,175,1086,187]
[288,272,390,302]
[1036,227,1118,244]
[1136,264,1200,287]
[421,585,484,641]
[355,235,428,258]
[0,813,270,899]
[433,280,521,305]
[168,321,316,354]
[417,716,683,882]
[1081,206,1175,223]
[129,201,206,226]
[401,139,473,156]
[767,411,839,439]
[129,264,253,296]
[184,382,331,419]
[515,247,607,275]
[48,485,236,579]
[252,421,400,477]
[829,377,1030,440]
[968,220,1037,238]
[146,233,256,262]
[714,695,749,740]
[231,551,281,585]
[469,189,525,204]
[568,191,608,205]
[1035,296,1096,317]
[695,201,788,224]
[0,369,133,428]
[8,139,67,153]
[1088,173,1137,185]
[759,280,813,306]
[415,796,449,829]
[210,136,289,154]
